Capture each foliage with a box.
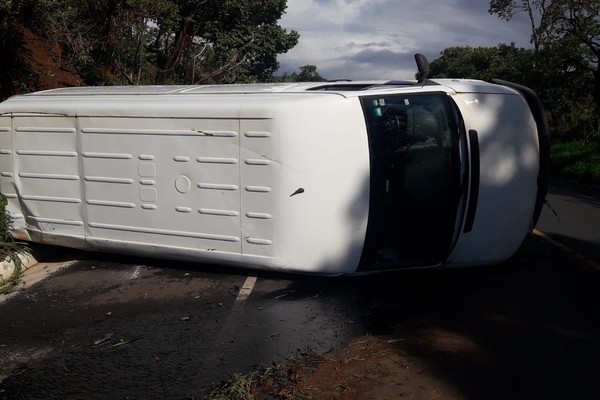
[551,139,600,183]
[0,0,299,88]
[0,1,29,98]
[0,194,31,291]
[429,44,535,82]
[295,64,326,82]
[488,0,553,51]
[430,42,596,138]
[488,0,600,121]
[205,356,318,400]
[272,64,327,82]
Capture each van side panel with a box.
[240,118,277,258]
[0,116,25,235]
[238,96,370,273]
[0,93,371,274]
[11,116,85,243]
[266,98,371,274]
[79,117,242,254]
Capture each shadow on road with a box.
[1,234,599,399]
[547,177,600,209]
[258,234,600,399]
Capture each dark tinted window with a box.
[359,93,462,269]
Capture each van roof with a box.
[25,81,405,96]
[21,79,515,97]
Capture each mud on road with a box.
[1,234,600,399]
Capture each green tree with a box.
[7,0,299,86]
[429,43,594,136]
[429,44,535,82]
[489,0,600,121]
[272,64,326,82]
[488,0,553,51]
[99,0,179,84]
[296,64,325,81]
[155,0,299,84]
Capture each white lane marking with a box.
[235,276,257,302]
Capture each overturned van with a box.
[0,61,549,275]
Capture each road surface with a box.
[0,178,598,399]
[536,178,600,266]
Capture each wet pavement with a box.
[0,251,372,399]
[1,178,600,399]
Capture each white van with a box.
[0,65,549,274]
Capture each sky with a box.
[277,0,534,80]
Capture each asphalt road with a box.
[0,178,599,399]
[536,178,600,265]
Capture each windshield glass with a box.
[359,92,462,269]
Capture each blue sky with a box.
[277,0,533,80]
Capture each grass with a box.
[0,194,31,293]
[551,139,600,185]
[205,371,259,400]
[204,353,322,400]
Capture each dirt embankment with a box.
[1,25,83,99]
[22,27,84,89]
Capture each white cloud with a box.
[278,0,533,80]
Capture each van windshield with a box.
[359,92,462,270]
